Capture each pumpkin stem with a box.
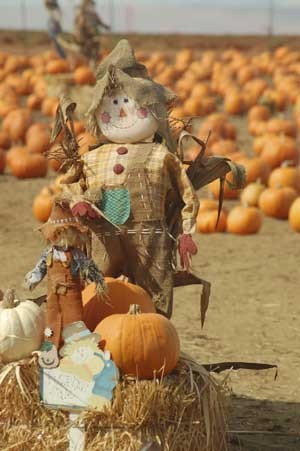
[128,304,142,315]
[2,289,16,309]
[282,160,294,168]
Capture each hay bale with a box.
[0,354,228,451]
[0,357,68,450]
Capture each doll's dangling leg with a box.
[45,291,62,348]
[39,292,62,369]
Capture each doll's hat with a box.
[60,321,100,356]
[95,39,149,80]
[40,199,87,240]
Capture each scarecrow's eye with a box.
[123,98,129,103]
[113,99,118,105]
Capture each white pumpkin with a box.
[0,289,45,363]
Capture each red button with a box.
[116,146,128,155]
[113,163,125,174]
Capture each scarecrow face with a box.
[39,346,59,369]
[70,345,94,364]
[98,90,158,143]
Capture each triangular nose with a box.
[119,107,127,118]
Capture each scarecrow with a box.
[44,0,66,59]
[74,0,110,66]
[62,40,199,319]
[24,200,106,367]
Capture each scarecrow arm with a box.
[24,248,49,290]
[165,152,199,234]
[72,249,107,294]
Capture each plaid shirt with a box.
[64,142,199,233]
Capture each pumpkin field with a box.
[0,32,300,450]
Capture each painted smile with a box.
[109,117,139,129]
[41,357,56,367]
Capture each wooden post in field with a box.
[267,0,275,46]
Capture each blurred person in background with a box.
[44,0,66,59]
[74,0,110,67]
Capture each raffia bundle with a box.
[0,353,228,451]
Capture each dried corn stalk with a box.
[47,95,83,183]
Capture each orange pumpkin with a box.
[0,130,11,149]
[267,118,297,137]
[288,197,300,232]
[196,209,227,233]
[268,164,300,193]
[32,188,54,222]
[240,180,265,207]
[0,148,6,173]
[9,151,48,179]
[248,120,268,136]
[252,134,276,155]
[260,136,298,169]
[2,108,33,142]
[26,94,42,110]
[82,278,156,331]
[208,171,241,200]
[6,145,28,169]
[74,66,96,85]
[248,105,271,122]
[96,304,180,379]
[210,139,239,156]
[26,123,51,154]
[224,91,245,115]
[198,198,228,214]
[46,59,70,74]
[78,132,98,155]
[237,157,270,185]
[258,186,297,219]
[41,97,59,117]
[226,205,263,234]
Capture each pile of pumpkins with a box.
[0,45,299,234]
[0,50,98,179]
[0,279,180,380]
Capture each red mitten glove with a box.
[71,202,100,219]
[178,234,198,272]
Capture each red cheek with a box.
[137,107,148,119]
[100,112,111,124]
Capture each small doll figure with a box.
[24,200,106,368]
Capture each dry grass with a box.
[0,353,228,451]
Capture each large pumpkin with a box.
[95,304,180,379]
[10,151,48,179]
[240,180,265,207]
[32,187,54,223]
[289,197,300,232]
[0,289,44,363]
[0,148,6,174]
[82,277,156,331]
[258,186,297,219]
[196,209,227,233]
[268,165,300,193]
[226,205,263,235]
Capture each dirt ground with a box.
[0,32,300,450]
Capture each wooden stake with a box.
[69,412,85,451]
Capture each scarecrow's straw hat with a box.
[39,199,87,241]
